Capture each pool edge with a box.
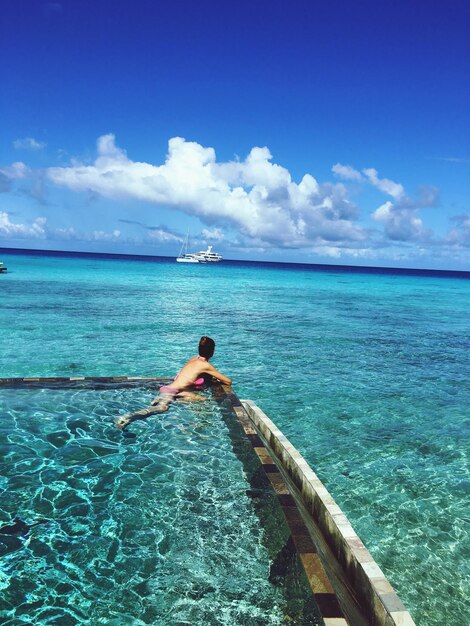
[240,398,416,626]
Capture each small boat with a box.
[0,262,7,273]
[176,234,199,263]
[192,245,223,263]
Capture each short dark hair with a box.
[199,336,215,358]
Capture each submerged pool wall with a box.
[240,399,416,626]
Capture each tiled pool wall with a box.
[0,376,170,387]
[239,397,417,626]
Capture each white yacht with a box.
[176,236,223,263]
[0,262,7,273]
[193,245,223,263]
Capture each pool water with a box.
[0,385,316,625]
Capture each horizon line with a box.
[0,245,468,277]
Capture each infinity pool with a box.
[0,384,319,625]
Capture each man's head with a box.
[199,336,215,359]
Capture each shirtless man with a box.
[115,336,231,431]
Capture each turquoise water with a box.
[0,383,315,625]
[1,250,469,625]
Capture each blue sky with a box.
[1,0,469,269]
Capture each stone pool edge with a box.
[240,398,416,626]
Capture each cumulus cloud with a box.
[362,168,405,200]
[332,163,363,181]
[0,162,29,193]
[13,137,46,151]
[202,227,224,241]
[91,229,121,242]
[0,211,47,238]
[0,210,122,244]
[446,214,470,247]
[47,134,365,249]
[371,184,438,242]
[333,162,439,243]
[372,201,431,241]
[333,163,406,200]
[147,227,181,243]
[0,162,29,180]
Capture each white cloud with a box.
[52,226,78,240]
[332,162,439,245]
[91,229,121,242]
[0,161,29,192]
[0,211,123,244]
[47,134,365,249]
[147,227,181,243]
[332,163,363,181]
[0,212,47,238]
[370,184,438,242]
[362,168,405,200]
[0,162,29,180]
[202,227,224,241]
[39,136,467,263]
[446,215,470,247]
[372,200,431,241]
[13,137,46,151]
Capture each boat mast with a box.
[178,232,189,258]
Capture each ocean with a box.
[0,248,469,625]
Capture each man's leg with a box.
[115,405,167,429]
[175,391,206,402]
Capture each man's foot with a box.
[115,407,162,429]
[115,415,132,430]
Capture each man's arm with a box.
[205,363,232,386]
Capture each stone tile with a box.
[331,513,350,526]
[300,554,334,594]
[314,593,343,617]
[253,447,273,464]
[282,506,303,521]
[336,523,358,539]
[292,534,316,553]
[346,536,367,552]
[242,425,257,435]
[267,474,290,495]
[325,504,343,516]
[262,464,278,474]
[389,611,417,625]
[349,545,373,564]
[287,519,309,535]
[371,577,394,595]
[317,492,336,506]
[247,434,264,447]
[277,493,296,507]
[362,561,385,580]
[380,592,406,613]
